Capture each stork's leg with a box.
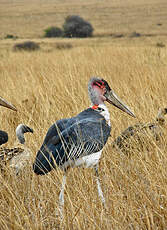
[58,174,66,219]
[94,165,105,205]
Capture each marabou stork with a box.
[0,124,34,174]
[112,108,167,154]
[33,77,135,214]
[0,96,17,145]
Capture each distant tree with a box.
[44,27,63,38]
[63,15,94,38]
[13,41,40,51]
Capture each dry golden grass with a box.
[0,44,167,229]
[0,0,167,229]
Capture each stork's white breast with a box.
[74,150,102,168]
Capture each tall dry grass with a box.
[0,44,167,229]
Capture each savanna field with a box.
[0,0,167,229]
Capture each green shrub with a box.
[44,27,63,38]
[63,15,94,38]
[13,41,40,51]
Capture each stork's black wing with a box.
[33,109,111,175]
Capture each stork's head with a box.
[88,77,135,117]
[0,97,17,111]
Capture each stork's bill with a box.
[0,97,17,111]
[105,90,135,118]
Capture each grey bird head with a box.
[88,77,135,117]
[0,96,17,111]
[16,124,34,144]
